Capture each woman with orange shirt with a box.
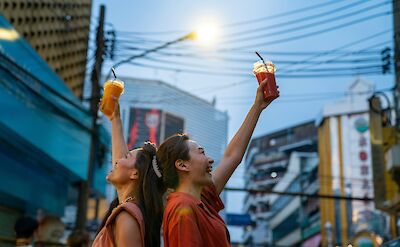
[93,99,166,247]
[157,79,278,246]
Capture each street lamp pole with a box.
[105,31,196,79]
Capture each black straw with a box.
[255,52,267,66]
[111,67,117,79]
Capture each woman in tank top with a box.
[92,98,165,247]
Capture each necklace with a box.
[120,196,135,204]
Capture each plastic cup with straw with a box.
[100,67,125,118]
[253,52,279,101]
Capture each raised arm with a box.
[212,79,278,194]
[107,98,129,166]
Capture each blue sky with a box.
[91,0,394,241]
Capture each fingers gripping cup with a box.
[253,60,279,101]
[100,77,124,118]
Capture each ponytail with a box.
[136,142,166,247]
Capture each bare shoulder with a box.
[114,211,142,246]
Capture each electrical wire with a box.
[220,0,388,44]
[225,10,391,50]
[125,60,384,78]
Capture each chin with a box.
[106,175,113,184]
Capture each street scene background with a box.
[0,0,399,246]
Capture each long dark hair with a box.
[156,134,190,189]
[97,142,166,247]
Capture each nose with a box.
[208,157,214,164]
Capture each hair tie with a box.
[152,155,162,178]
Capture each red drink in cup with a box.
[253,60,278,101]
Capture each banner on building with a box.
[127,108,185,149]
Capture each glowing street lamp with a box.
[106,22,219,78]
[193,22,218,46]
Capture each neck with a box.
[116,184,136,204]
[175,180,203,200]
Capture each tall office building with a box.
[0,0,92,98]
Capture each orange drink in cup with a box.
[100,78,124,118]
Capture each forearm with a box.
[212,103,262,194]
[111,116,129,165]
[224,103,262,162]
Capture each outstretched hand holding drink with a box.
[99,68,128,165]
[211,57,279,194]
[253,52,279,104]
[100,68,124,119]
[100,96,120,121]
[254,77,280,110]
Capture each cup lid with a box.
[253,60,276,73]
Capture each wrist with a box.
[111,115,121,124]
[252,102,264,112]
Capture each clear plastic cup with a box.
[253,61,278,101]
[100,78,124,117]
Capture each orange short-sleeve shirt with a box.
[163,184,231,247]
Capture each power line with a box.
[125,61,384,78]
[115,28,390,64]
[122,85,392,107]
[221,0,347,28]
[281,40,392,73]
[227,10,391,50]
[218,86,394,100]
[110,2,391,53]
[221,0,385,44]
[129,56,384,73]
[115,41,383,56]
[170,5,392,52]
[224,187,373,201]
[114,48,382,65]
[277,29,392,72]
[108,0,347,37]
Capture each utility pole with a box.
[392,0,400,238]
[76,5,106,230]
[394,0,400,128]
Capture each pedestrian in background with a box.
[35,215,65,247]
[157,79,278,246]
[14,216,38,247]
[92,98,166,247]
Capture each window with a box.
[360,165,369,175]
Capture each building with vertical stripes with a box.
[317,78,389,246]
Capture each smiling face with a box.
[106,149,140,186]
[180,140,214,187]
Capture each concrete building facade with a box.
[0,0,92,98]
